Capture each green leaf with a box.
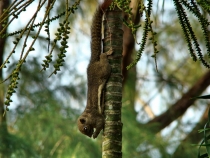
[204,122,210,156]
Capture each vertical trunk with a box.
[102,6,123,158]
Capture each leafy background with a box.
[1,0,210,157]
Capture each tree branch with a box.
[0,0,10,127]
[146,70,210,133]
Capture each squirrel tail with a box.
[90,7,103,63]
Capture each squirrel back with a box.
[77,1,113,139]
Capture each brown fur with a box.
[77,7,111,139]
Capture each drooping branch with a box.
[0,0,10,157]
[122,0,141,86]
[146,70,210,133]
[0,0,10,127]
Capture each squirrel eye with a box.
[84,127,88,131]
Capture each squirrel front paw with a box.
[105,48,113,55]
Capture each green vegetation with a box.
[1,0,210,157]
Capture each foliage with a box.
[4,58,101,157]
[3,58,171,157]
[173,0,210,68]
[125,0,159,70]
[0,0,81,112]
[1,0,210,157]
[1,0,209,121]
[125,0,210,71]
[197,0,210,14]
[191,95,210,158]
[0,128,36,158]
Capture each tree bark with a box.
[146,70,210,133]
[102,6,123,158]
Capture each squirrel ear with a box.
[80,118,86,124]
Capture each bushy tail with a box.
[90,7,103,63]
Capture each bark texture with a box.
[102,6,123,158]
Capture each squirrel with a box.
[77,3,113,139]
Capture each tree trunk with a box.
[102,6,123,158]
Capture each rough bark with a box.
[102,6,123,158]
[146,70,210,133]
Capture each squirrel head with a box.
[77,116,94,137]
